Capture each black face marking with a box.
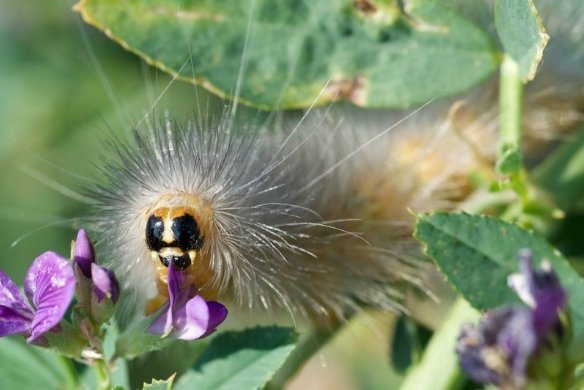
[159,254,191,270]
[146,216,164,251]
[147,211,203,271]
[171,214,203,251]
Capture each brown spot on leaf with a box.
[354,0,377,13]
[324,75,366,106]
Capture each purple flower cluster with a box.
[0,229,227,349]
[72,230,119,323]
[456,250,566,388]
[0,229,121,345]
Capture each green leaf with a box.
[128,338,210,387]
[390,315,414,374]
[115,315,175,359]
[495,0,549,82]
[174,326,297,390]
[390,316,433,374]
[75,0,499,109]
[143,374,176,390]
[0,337,78,389]
[496,143,522,175]
[534,125,584,211]
[415,212,584,334]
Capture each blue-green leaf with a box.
[495,0,548,82]
[75,0,499,109]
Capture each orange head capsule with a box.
[145,207,204,271]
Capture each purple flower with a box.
[508,249,566,340]
[73,229,119,305]
[148,263,227,340]
[457,307,536,387]
[456,250,566,387]
[0,252,75,343]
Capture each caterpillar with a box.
[78,0,584,329]
[92,103,473,325]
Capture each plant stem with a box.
[497,55,524,179]
[94,358,112,390]
[265,325,340,389]
[59,355,80,388]
[399,298,480,390]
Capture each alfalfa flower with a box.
[456,249,567,388]
[148,263,227,340]
[0,252,75,344]
[508,249,566,340]
[72,229,119,322]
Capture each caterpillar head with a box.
[145,207,204,270]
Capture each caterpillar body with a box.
[85,0,584,328]
[93,104,473,325]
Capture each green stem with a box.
[265,325,340,389]
[497,55,524,179]
[495,54,561,229]
[399,298,480,390]
[59,355,79,388]
[94,358,112,390]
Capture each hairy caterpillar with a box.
[79,0,584,331]
[91,102,476,325]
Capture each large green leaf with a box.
[495,0,548,82]
[174,326,297,390]
[415,212,584,334]
[0,338,78,390]
[75,0,499,109]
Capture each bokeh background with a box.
[0,0,207,277]
[0,1,409,388]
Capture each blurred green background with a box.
[0,0,212,279]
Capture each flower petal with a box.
[167,262,187,310]
[73,229,95,278]
[0,270,32,316]
[498,309,536,387]
[173,296,227,340]
[205,301,229,335]
[23,252,75,342]
[457,323,503,385]
[508,250,566,339]
[91,263,120,303]
[457,307,536,387]
[148,263,189,336]
[0,306,32,337]
[147,305,173,336]
[148,264,228,339]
